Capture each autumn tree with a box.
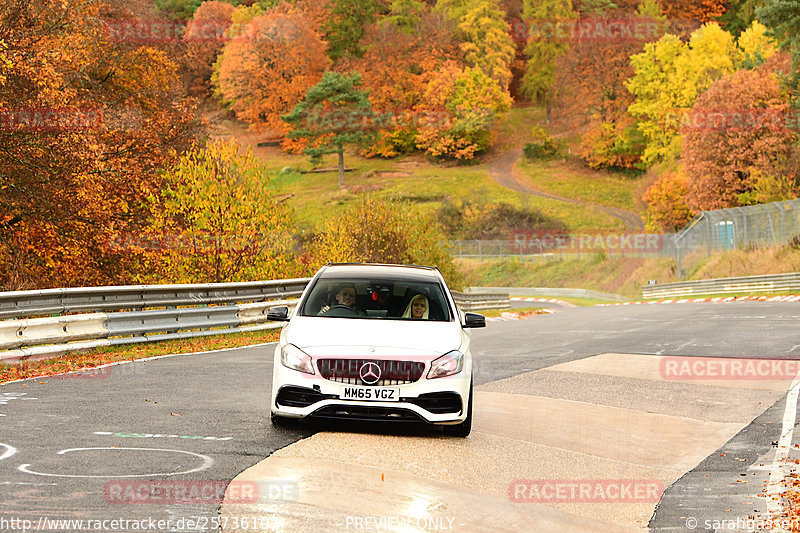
[436,0,515,93]
[757,0,800,106]
[738,20,778,67]
[140,140,295,283]
[214,7,328,134]
[415,62,512,159]
[457,0,516,90]
[682,58,799,211]
[656,0,728,24]
[183,0,236,96]
[641,170,694,232]
[520,0,576,103]
[306,196,463,288]
[323,0,383,61]
[719,0,768,37]
[385,0,426,33]
[282,72,376,186]
[350,13,461,157]
[626,23,742,166]
[551,0,664,168]
[0,0,198,289]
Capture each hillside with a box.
[217,106,648,236]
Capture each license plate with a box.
[341,386,400,402]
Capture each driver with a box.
[318,284,364,316]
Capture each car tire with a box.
[443,379,472,437]
[271,412,298,428]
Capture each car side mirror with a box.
[267,306,290,322]
[463,312,486,328]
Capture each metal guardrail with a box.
[0,299,299,364]
[0,279,311,320]
[466,287,628,302]
[451,291,511,311]
[641,272,800,299]
[0,280,512,364]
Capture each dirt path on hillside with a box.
[489,149,644,231]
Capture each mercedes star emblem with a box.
[359,362,381,385]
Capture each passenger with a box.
[402,294,429,319]
[318,284,363,315]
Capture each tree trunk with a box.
[337,142,345,187]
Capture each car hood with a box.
[285,316,463,357]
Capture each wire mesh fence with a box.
[449,199,800,280]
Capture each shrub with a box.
[522,126,560,161]
[305,196,463,288]
[437,199,559,240]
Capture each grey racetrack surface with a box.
[0,301,798,532]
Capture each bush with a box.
[305,196,463,288]
[437,199,559,240]
[139,140,297,284]
[578,120,645,171]
[522,126,560,161]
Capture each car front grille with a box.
[317,358,426,386]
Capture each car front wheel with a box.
[271,412,299,428]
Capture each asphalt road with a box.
[1,302,798,532]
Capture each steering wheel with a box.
[324,304,361,317]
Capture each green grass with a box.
[517,158,645,213]
[480,306,545,317]
[641,290,800,301]
[224,104,640,233]
[493,106,547,151]
[508,295,617,307]
[264,149,628,232]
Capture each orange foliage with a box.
[347,13,460,156]
[682,55,799,211]
[214,7,328,134]
[642,170,694,232]
[0,0,199,290]
[657,0,728,24]
[184,1,236,97]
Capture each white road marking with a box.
[0,442,17,462]
[17,447,214,478]
[766,373,800,529]
[0,481,57,486]
[92,431,232,441]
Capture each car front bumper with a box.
[270,351,472,425]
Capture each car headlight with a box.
[427,350,464,379]
[281,344,314,375]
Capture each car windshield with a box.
[298,277,452,321]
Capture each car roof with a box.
[318,263,441,282]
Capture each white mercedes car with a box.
[267,263,485,437]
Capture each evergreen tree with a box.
[282,72,376,187]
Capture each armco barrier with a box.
[0,279,310,320]
[0,281,510,364]
[467,287,627,302]
[641,272,800,300]
[0,299,299,364]
[451,291,510,311]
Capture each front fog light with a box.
[281,344,314,375]
[427,350,464,379]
